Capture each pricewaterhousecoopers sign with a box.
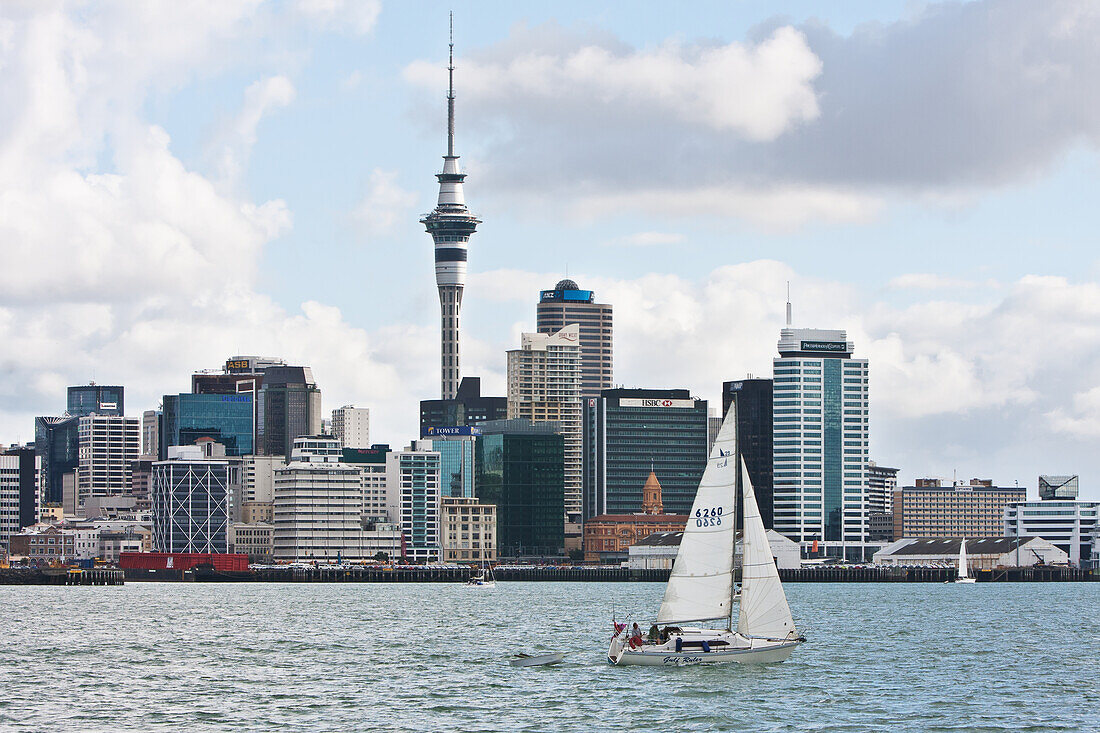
[800,340,848,352]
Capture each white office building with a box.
[272,437,369,562]
[76,414,141,511]
[385,441,442,563]
[772,316,870,560]
[507,323,583,527]
[332,406,370,449]
[1004,500,1099,568]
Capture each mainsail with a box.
[958,539,969,580]
[737,460,798,640]
[656,408,737,625]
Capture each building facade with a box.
[441,496,496,563]
[152,446,234,554]
[536,279,612,399]
[721,378,774,529]
[273,437,369,562]
[0,449,39,552]
[476,420,565,558]
[1005,500,1098,568]
[160,393,253,458]
[892,479,1026,539]
[76,415,141,511]
[229,522,273,562]
[507,324,582,529]
[67,384,124,416]
[419,376,507,434]
[582,388,709,520]
[142,409,160,456]
[426,428,478,498]
[867,461,899,541]
[34,415,79,506]
[582,471,689,563]
[771,323,870,558]
[384,442,442,563]
[332,406,370,449]
[256,366,322,458]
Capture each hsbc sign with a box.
[619,398,697,409]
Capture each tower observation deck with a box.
[421,15,480,400]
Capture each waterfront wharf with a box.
[0,567,124,585]
[171,564,1096,583]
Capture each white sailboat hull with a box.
[608,631,801,666]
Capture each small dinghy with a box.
[509,652,565,667]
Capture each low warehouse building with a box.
[872,536,1067,568]
[627,529,801,570]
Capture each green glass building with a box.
[475,419,565,557]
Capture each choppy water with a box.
[1,581,1098,731]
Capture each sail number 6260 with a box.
[695,506,723,527]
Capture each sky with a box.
[2,0,1100,499]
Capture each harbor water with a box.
[1,582,1097,731]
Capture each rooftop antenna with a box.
[785,281,792,326]
[447,11,455,158]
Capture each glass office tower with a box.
[67,385,124,416]
[160,394,254,458]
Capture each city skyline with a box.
[2,2,1100,499]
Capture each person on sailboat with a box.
[629,623,643,649]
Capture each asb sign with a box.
[422,426,482,437]
[619,398,697,409]
[800,341,847,353]
[225,359,253,372]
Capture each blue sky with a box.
[2,0,1100,499]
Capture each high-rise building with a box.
[332,406,370,448]
[420,27,480,401]
[582,388,709,519]
[722,378,774,529]
[256,366,322,459]
[1039,475,1079,501]
[476,419,565,558]
[76,414,141,511]
[536,280,612,399]
[160,393,253,458]
[771,308,870,558]
[892,478,1025,539]
[507,324,582,530]
[420,376,507,434]
[0,447,40,552]
[34,415,79,505]
[385,441,442,563]
[273,436,371,562]
[141,409,160,456]
[67,384,124,417]
[152,445,235,554]
[424,426,479,498]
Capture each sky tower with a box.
[421,15,480,400]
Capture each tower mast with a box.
[421,14,481,400]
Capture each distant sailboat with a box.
[607,409,804,666]
[954,538,976,584]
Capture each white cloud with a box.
[352,168,419,237]
[407,26,822,141]
[1046,386,1100,438]
[210,75,296,186]
[606,232,685,247]
[294,0,381,35]
[888,274,988,291]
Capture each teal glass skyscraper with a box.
[771,303,869,560]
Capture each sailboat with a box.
[607,411,804,666]
[466,558,496,587]
[954,538,976,584]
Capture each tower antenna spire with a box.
[786,281,792,326]
[447,11,455,158]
